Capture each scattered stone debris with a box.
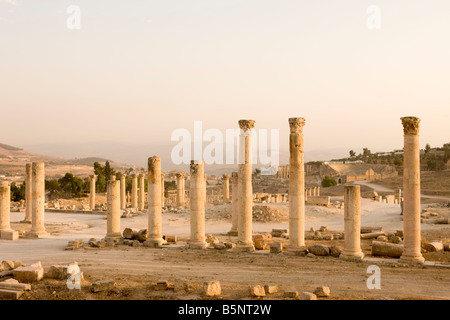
[264,285,278,294]
[270,242,283,254]
[313,286,330,297]
[248,285,265,297]
[203,281,221,297]
[91,279,115,293]
[283,291,299,299]
[300,291,317,300]
[13,261,44,283]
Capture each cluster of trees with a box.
[423,143,450,171]
[10,182,25,201]
[46,173,88,198]
[321,176,337,188]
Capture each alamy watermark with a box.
[171,121,280,174]
[66,264,82,289]
[366,5,381,30]
[366,265,381,289]
[66,5,81,30]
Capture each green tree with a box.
[321,176,337,187]
[10,182,25,201]
[425,143,431,154]
[394,158,403,166]
[349,150,356,158]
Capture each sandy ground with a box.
[1,198,449,300]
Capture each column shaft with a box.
[23,163,33,223]
[145,156,164,247]
[106,180,121,240]
[189,160,207,249]
[340,185,364,260]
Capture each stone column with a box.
[138,173,145,211]
[161,173,165,208]
[23,163,33,223]
[0,181,11,232]
[28,162,48,238]
[340,185,364,261]
[176,173,185,208]
[106,180,121,240]
[144,156,164,247]
[120,174,126,209]
[313,187,317,196]
[222,174,230,203]
[89,175,97,211]
[317,187,320,196]
[229,172,239,235]
[399,117,424,264]
[188,160,208,249]
[236,120,255,252]
[288,118,306,255]
[131,173,138,210]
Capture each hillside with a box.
[0,143,135,180]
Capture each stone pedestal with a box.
[287,118,306,255]
[222,174,230,203]
[27,162,48,238]
[106,180,121,240]
[340,185,364,261]
[131,173,138,210]
[144,156,164,248]
[176,173,185,208]
[188,160,208,249]
[399,117,425,264]
[228,172,239,236]
[120,174,126,209]
[138,173,145,211]
[235,120,255,252]
[0,181,18,240]
[23,163,33,223]
[89,175,97,211]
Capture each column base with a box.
[399,255,425,265]
[105,233,122,241]
[227,230,238,236]
[339,251,365,261]
[0,230,19,240]
[233,243,255,252]
[20,220,32,224]
[25,230,49,239]
[143,238,165,248]
[186,241,208,250]
[285,246,307,256]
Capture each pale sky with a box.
[1,0,449,160]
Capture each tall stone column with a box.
[188,160,208,249]
[222,174,230,203]
[313,187,317,196]
[317,187,320,197]
[288,118,306,255]
[144,156,164,247]
[120,174,127,209]
[399,117,424,264]
[106,180,121,240]
[131,173,138,210]
[161,173,165,208]
[138,173,145,211]
[27,162,48,238]
[340,185,364,261]
[23,163,33,223]
[0,181,11,232]
[235,120,255,252]
[229,172,239,235]
[89,175,97,211]
[176,173,185,208]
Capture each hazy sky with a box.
[1,0,449,159]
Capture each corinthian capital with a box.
[401,117,420,135]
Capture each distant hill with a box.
[0,143,135,179]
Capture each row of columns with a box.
[305,186,320,197]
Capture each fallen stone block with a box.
[361,226,383,234]
[376,236,388,242]
[270,242,283,253]
[271,229,288,238]
[203,281,221,297]
[390,236,402,244]
[253,234,269,250]
[91,279,115,293]
[307,245,330,256]
[319,226,328,232]
[165,235,177,243]
[283,291,299,299]
[45,262,80,280]
[329,246,342,257]
[313,286,330,297]
[300,292,317,300]
[0,288,24,300]
[264,285,278,294]
[422,242,444,252]
[0,282,31,291]
[371,241,403,258]
[0,230,19,240]
[444,243,450,251]
[214,242,226,250]
[249,285,265,297]
[1,260,15,271]
[155,280,174,291]
[13,261,44,283]
[361,232,387,239]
